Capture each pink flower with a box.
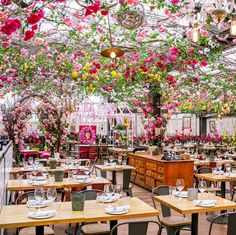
[1,0,12,5]
[157,117,163,126]
[233,39,236,44]
[159,25,166,33]
[1,18,21,35]
[64,18,73,27]
[200,29,208,37]
[226,77,233,83]
[126,0,139,4]
[171,0,179,5]
[169,47,179,55]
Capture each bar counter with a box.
[127,152,194,190]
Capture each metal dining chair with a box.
[15,191,55,235]
[208,212,236,235]
[151,185,191,235]
[65,189,110,235]
[110,221,161,235]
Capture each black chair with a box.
[208,212,236,235]
[110,221,161,235]
[151,186,191,235]
[65,189,110,235]
[15,191,55,235]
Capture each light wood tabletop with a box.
[195,173,236,182]
[108,148,134,155]
[0,202,84,229]
[83,197,159,223]
[154,193,236,214]
[7,177,111,191]
[194,160,236,167]
[94,165,135,172]
[0,197,158,229]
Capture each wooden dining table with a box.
[154,193,236,235]
[0,197,159,235]
[7,177,111,191]
[94,164,135,184]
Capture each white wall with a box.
[166,113,199,135]
[207,116,236,135]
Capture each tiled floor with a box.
[6,184,232,235]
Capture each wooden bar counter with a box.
[127,152,194,190]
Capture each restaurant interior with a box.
[0,0,236,235]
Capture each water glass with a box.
[47,188,57,202]
[169,186,176,195]
[49,174,55,183]
[27,172,33,184]
[198,180,206,194]
[34,188,45,208]
[114,184,123,198]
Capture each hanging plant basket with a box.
[117,3,145,30]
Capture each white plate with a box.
[173,191,188,198]
[105,206,129,215]
[74,178,93,183]
[97,195,119,203]
[34,176,47,181]
[28,210,56,219]
[31,181,48,186]
[73,175,89,180]
[194,200,216,207]
[225,174,236,178]
[27,199,51,208]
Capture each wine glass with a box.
[47,188,57,202]
[105,185,114,202]
[109,155,114,163]
[34,188,45,209]
[225,163,231,174]
[28,157,34,165]
[114,184,123,199]
[176,179,185,199]
[198,180,206,194]
[216,162,222,172]
[84,167,90,176]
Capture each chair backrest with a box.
[197,166,212,174]
[79,189,105,200]
[15,191,35,205]
[110,221,160,235]
[208,212,236,235]
[151,185,171,217]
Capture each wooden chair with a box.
[15,191,54,235]
[151,186,191,235]
[208,212,236,235]
[110,221,161,235]
[89,145,99,161]
[65,189,110,235]
[99,144,108,161]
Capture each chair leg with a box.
[157,226,163,235]
[166,227,179,235]
[231,190,235,201]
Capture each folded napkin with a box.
[27,199,50,207]
[28,210,56,219]
[31,180,47,186]
[105,205,130,214]
[34,176,46,181]
[194,200,216,207]
[225,173,236,178]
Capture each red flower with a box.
[31,24,38,30]
[27,10,44,25]
[1,18,21,35]
[1,0,12,5]
[84,0,100,17]
[140,65,148,72]
[100,9,108,16]
[200,61,208,66]
[24,30,35,41]
[89,68,97,74]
